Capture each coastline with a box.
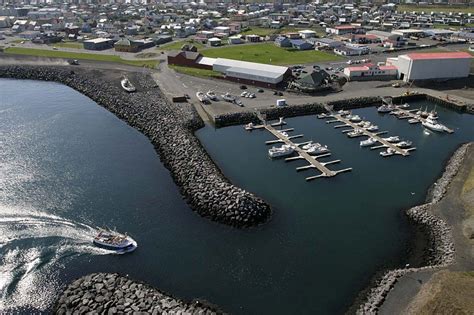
[0,65,271,228]
[356,143,472,314]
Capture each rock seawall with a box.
[55,273,222,314]
[356,143,471,314]
[0,65,270,227]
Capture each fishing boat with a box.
[360,137,377,147]
[268,144,295,158]
[377,104,395,113]
[348,129,364,137]
[305,143,329,155]
[380,148,396,157]
[395,140,412,148]
[422,118,445,132]
[206,90,218,101]
[338,110,350,116]
[221,93,235,103]
[366,125,379,132]
[93,229,137,254]
[428,111,438,120]
[408,118,420,124]
[350,115,362,122]
[383,136,400,143]
[245,122,255,131]
[120,77,136,93]
[418,107,429,118]
[196,91,210,104]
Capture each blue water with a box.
[0,78,473,314]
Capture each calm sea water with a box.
[1,79,473,314]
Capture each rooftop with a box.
[406,52,472,60]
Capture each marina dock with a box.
[328,115,414,157]
[258,124,352,180]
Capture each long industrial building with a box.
[387,52,471,82]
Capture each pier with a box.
[258,123,352,180]
[328,115,414,157]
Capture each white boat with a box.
[408,118,420,124]
[196,91,210,103]
[377,104,395,113]
[395,140,412,148]
[380,148,396,157]
[428,112,438,120]
[360,137,377,147]
[422,118,445,132]
[245,122,255,130]
[348,129,364,137]
[366,125,379,132]
[206,90,218,101]
[338,110,350,116]
[221,93,235,103]
[268,144,295,158]
[400,103,410,109]
[121,78,136,92]
[306,144,329,155]
[277,131,289,138]
[383,136,400,143]
[93,229,137,254]
[350,115,362,122]
[317,113,328,119]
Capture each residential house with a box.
[291,39,314,50]
[274,35,292,47]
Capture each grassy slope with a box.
[406,271,474,315]
[5,47,159,68]
[397,5,474,14]
[200,43,342,65]
[52,41,84,49]
[169,64,221,78]
[159,40,206,51]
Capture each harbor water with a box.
[1,78,473,314]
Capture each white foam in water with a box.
[0,204,110,311]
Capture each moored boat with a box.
[383,136,400,143]
[350,115,362,122]
[348,129,364,137]
[120,77,136,93]
[196,91,210,104]
[395,140,413,148]
[377,104,395,113]
[360,137,377,147]
[380,148,396,157]
[303,142,329,155]
[317,113,328,119]
[206,90,218,101]
[422,118,445,132]
[245,122,255,130]
[268,144,295,158]
[408,118,420,124]
[366,125,379,132]
[93,229,137,254]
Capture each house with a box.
[298,29,317,39]
[0,16,11,28]
[344,63,397,81]
[246,34,261,42]
[291,39,313,50]
[83,38,114,50]
[167,51,211,69]
[228,35,243,44]
[326,25,362,35]
[153,35,172,45]
[274,36,292,47]
[334,45,369,56]
[208,37,221,46]
[310,38,344,49]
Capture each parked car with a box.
[257,88,264,93]
[240,85,247,90]
[67,59,80,65]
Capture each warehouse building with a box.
[83,38,114,50]
[344,63,397,81]
[386,52,471,82]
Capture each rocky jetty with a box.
[0,65,270,227]
[55,273,222,314]
[357,143,471,314]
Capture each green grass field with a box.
[5,47,159,68]
[240,26,326,37]
[51,41,84,49]
[200,43,342,65]
[397,5,474,14]
[240,27,277,36]
[169,65,221,78]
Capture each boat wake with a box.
[0,204,111,311]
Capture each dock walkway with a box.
[329,115,412,156]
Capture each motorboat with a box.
[380,148,396,157]
[377,104,395,113]
[366,125,379,132]
[317,113,328,119]
[221,93,236,103]
[395,140,413,148]
[121,77,136,93]
[277,131,289,138]
[348,129,364,137]
[408,118,420,124]
[418,107,429,118]
[306,143,329,155]
[93,229,137,254]
[241,91,248,97]
[302,141,314,150]
[337,110,350,116]
[383,136,400,143]
[350,115,362,122]
[400,103,410,109]
[245,122,255,131]
[206,90,218,101]
[268,144,295,158]
[428,111,438,120]
[196,91,210,104]
[360,137,377,147]
[422,118,445,132]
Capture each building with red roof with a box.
[344,63,397,81]
[386,52,471,82]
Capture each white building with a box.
[344,63,398,81]
[298,29,317,39]
[387,52,471,82]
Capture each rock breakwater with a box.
[55,273,222,314]
[0,65,270,227]
[357,143,471,314]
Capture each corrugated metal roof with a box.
[406,52,472,60]
[197,56,216,66]
[213,58,288,75]
[226,66,283,79]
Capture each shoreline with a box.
[0,65,271,228]
[356,143,472,314]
